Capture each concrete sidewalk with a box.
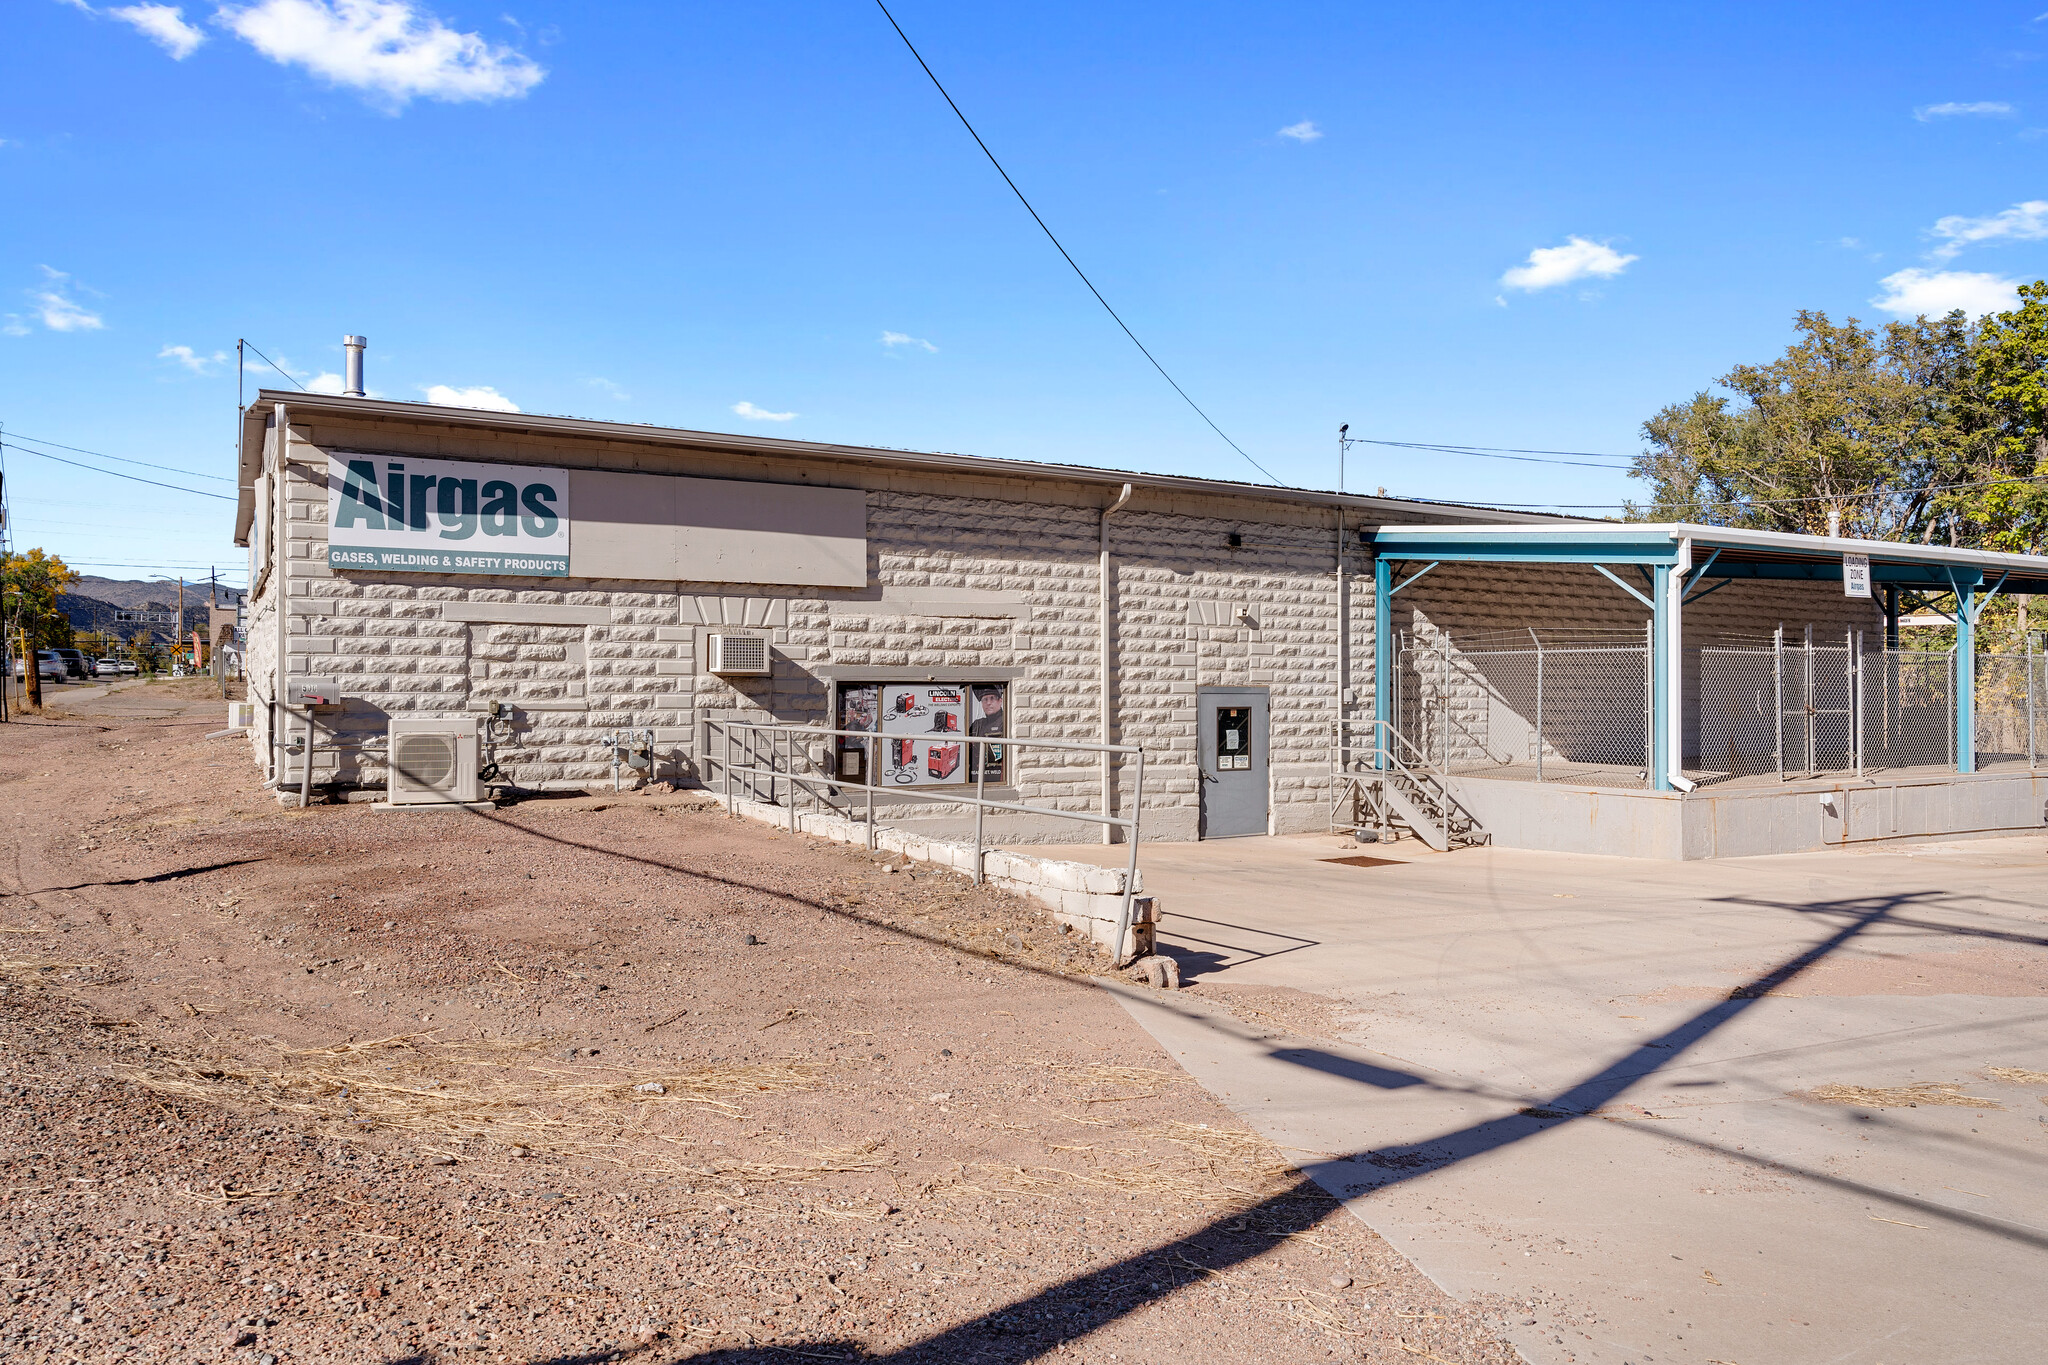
[1026,832,2048,1365]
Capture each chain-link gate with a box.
[1696,632,1958,783]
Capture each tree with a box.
[1630,311,1938,537]
[1963,279,2048,555]
[3,548,79,649]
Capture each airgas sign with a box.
[326,454,570,576]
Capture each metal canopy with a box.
[1363,522,2048,594]
[1363,523,2048,790]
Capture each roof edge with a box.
[235,390,1586,526]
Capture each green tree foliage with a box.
[1,548,79,651]
[1632,296,2048,651]
[1629,310,1997,539]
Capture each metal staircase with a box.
[1332,720,1488,852]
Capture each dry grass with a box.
[113,1032,829,1176]
[0,957,99,989]
[1799,1082,2001,1109]
[925,1116,1298,1211]
[1986,1066,2048,1085]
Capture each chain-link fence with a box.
[1977,652,2044,772]
[1395,630,1651,787]
[1394,629,2039,789]
[1864,649,1955,774]
[1694,635,1956,783]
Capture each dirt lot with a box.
[0,681,1523,1365]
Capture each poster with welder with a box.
[878,683,967,785]
[968,684,1006,784]
[835,684,879,782]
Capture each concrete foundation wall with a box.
[1444,770,2048,860]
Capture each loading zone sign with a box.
[327,454,569,576]
[1843,553,1871,599]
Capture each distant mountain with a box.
[59,577,244,642]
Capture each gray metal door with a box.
[1198,688,1268,838]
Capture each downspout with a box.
[1336,501,1346,732]
[271,401,290,787]
[1100,483,1134,846]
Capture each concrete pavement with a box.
[1028,832,2048,1365]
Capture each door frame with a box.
[1197,685,1271,839]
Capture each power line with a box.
[0,441,236,501]
[1358,437,1638,469]
[5,431,237,482]
[243,341,306,391]
[1435,469,2048,511]
[872,1,1280,485]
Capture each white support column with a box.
[1666,538,1690,789]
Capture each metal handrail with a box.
[703,719,1149,966]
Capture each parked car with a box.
[53,648,89,679]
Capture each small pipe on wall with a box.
[1100,483,1134,845]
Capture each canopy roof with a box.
[1363,522,2048,596]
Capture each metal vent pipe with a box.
[342,335,367,397]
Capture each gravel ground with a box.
[0,681,1527,1365]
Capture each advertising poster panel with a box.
[879,684,967,786]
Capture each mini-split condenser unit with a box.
[707,633,770,676]
[386,716,482,805]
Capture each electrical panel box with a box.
[706,633,770,676]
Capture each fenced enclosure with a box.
[1394,628,2042,789]
[1696,633,1953,782]
[1395,629,1652,788]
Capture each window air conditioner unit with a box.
[707,633,771,676]
[386,716,483,805]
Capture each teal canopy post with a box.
[1651,563,1672,791]
[1373,554,1392,769]
[1956,583,1976,774]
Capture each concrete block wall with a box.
[238,407,1471,834]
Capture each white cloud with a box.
[1914,101,2016,121]
[306,370,345,393]
[159,343,229,373]
[880,330,937,353]
[585,376,629,400]
[422,383,519,411]
[1499,236,1638,291]
[1871,267,2020,318]
[27,266,104,332]
[214,0,545,110]
[731,401,796,422]
[110,4,206,58]
[1277,120,1321,142]
[1926,199,2048,260]
[1,316,29,337]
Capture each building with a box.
[234,389,2048,857]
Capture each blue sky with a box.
[6,1,2048,585]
